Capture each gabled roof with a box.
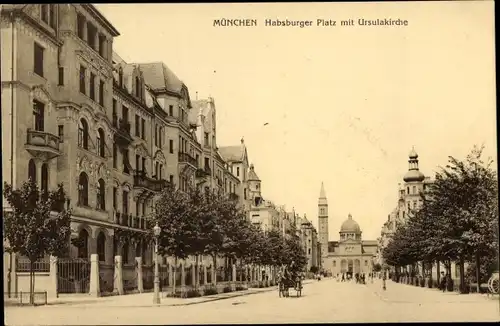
[247,164,260,181]
[219,140,248,164]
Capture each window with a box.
[113,187,117,210]
[204,132,209,146]
[41,4,49,23]
[28,159,37,184]
[407,187,410,195]
[112,143,117,168]
[58,125,64,141]
[412,186,416,194]
[244,188,247,200]
[413,201,417,209]
[159,164,163,179]
[122,241,129,264]
[333,261,336,267]
[89,72,95,100]
[97,179,105,210]
[205,158,210,170]
[58,67,64,85]
[237,167,240,177]
[135,115,140,137]
[155,125,158,146]
[33,100,45,131]
[34,43,44,77]
[169,140,173,153]
[407,202,411,210]
[169,175,174,184]
[141,118,145,139]
[98,34,106,58]
[122,190,129,215]
[77,13,85,39]
[78,172,89,206]
[118,68,123,87]
[122,106,129,123]
[159,127,163,147]
[135,155,140,172]
[97,128,105,158]
[142,158,146,173]
[99,80,104,106]
[308,248,311,254]
[135,76,140,97]
[365,260,368,266]
[79,66,86,94]
[49,4,56,28]
[78,119,89,149]
[168,105,173,116]
[155,162,159,178]
[87,23,97,50]
[123,149,130,174]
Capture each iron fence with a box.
[57,258,90,294]
[4,291,48,306]
[16,257,50,273]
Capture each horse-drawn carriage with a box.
[278,274,303,298]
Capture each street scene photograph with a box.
[1,1,498,324]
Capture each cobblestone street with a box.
[5,278,499,325]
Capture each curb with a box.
[168,287,278,307]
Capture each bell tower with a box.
[318,182,329,269]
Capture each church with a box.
[317,183,378,276]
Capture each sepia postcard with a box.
[1,1,498,324]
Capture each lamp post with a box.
[153,222,161,304]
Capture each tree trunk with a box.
[172,256,177,294]
[459,255,465,293]
[212,255,217,286]
[195,255,200,291]
[436,259,441,284]
[475,253,481,293]
[29,260,34,305]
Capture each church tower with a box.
[318,182,329,269]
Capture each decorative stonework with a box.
[76,49,113,76]
[153,150,166,164]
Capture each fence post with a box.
[168,263,173,287]
[180,263,186,289]
[89,254,100,297]
[231,264,237,291]
[191,264,196,287]
[49,255,58,299]
[203,264,207,286]
[114,255,124,295]
[136,257,144,293]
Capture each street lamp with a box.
[153,222,161,304]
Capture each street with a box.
[5,278,499,325]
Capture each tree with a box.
[3,180,72,304]
[153,182,200,293]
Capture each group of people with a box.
[337,272,371,284]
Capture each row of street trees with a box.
[153,182,308,293]
[382,145,499,293]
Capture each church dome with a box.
[340,214,361,233]
[403,169,425,182]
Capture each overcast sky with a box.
[95,2,496,240]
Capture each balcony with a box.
[178,152,198,169]
[112,114,132,147]
[25,129,61,160]
[133,171,169,193]
[114,212,148,229]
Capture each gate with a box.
[122,263,137,293]
[159,265,169,289]
[57,258,90,294]
[143,264,154,290]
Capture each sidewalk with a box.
[46,280,314,308]
[367,279,499,304]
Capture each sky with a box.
[95,2,496,240]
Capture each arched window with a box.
[41,163,49,199]
[135,242,141,257]
[96,178,105,210]
[28,159,37,184]
[78,119,89,149]
[78,172,89,206]
[97,128,105,158]
[77,229,89,258]
[97,232,106,262]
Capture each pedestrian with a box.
[440,272,446,292]
[342,273,345,282]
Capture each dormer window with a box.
[118,68,123,87]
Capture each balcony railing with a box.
[26,129,61,153]
[133,171,169,192]
[178,152,198,167]
[112,114,132,146]
[195,168,209,178]
[114,212,148,229]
